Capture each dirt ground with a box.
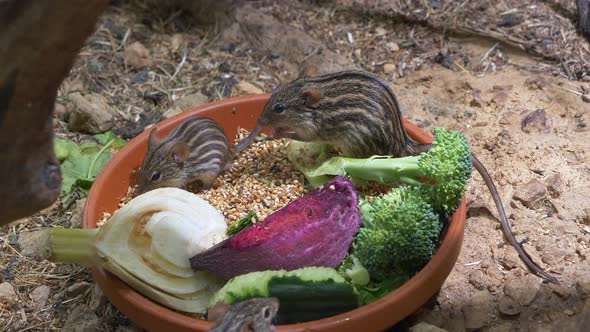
[1,0,590,331]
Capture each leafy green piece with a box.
[55,131,126,207]
[54,138,79,161]
[94,131,126,148]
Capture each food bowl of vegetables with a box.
[72,94,468,331]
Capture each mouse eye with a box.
[262,307,272,319]
[151,171,161,181]
[272,102,285,114]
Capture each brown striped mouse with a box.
[237,68,559,284]
[135,116,234,195]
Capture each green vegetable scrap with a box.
[227,211,259,236]
[54,131,126,207]
[288,127,473,214]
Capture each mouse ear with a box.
[271,82,286,95]
[302,87,322,108]
[297,63,319,79]
[147,127,160,150]
[169,141,190,166]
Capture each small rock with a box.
[162,106,183,120]
[545,174,565,198]
[498,295,522,316]
[549,282,571,298]
[385,42,400,52]
[88,284,107,313]
[17,230,48,259]
[383,63,396,74]
[563,308,575,316]
[68,93,114,134]
[524,76,548,91]
[124,41,153,69]
[467,198,497,220]
[375,27,387,36]
[66,281,91,297]
[175,92,209,111]
[491,85,513,104]
[470,97,483,108]
[504,273,541,305]
[30,285,50,308]
[521,109,551,134]
[0,282,18,305]
[409,322,448,332]
[70,198,86,228]
[169,33,184,53]
[513,179,546,208]
[575,271,590,299]
[354,49,362,58]
[236,81,264,95]
[469,269,489,290]
[54,102,68,121]
[501,246,521,270]
[131,68,149,84]
[582,94,590,103]
[434,52,454,69]
[62,307,101,332]
[498,111,519,125]
[497,14,522,27]
[462,291,492,329]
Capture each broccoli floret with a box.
[294,127,472,214]
[418,127,473,213]
[354,186,442,281]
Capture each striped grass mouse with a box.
[135,116,233,195]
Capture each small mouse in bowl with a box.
[135,116,233,195]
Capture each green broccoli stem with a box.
[308,156,425,186]
[41,228,100,265]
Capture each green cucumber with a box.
[209,267,359,324]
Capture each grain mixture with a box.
[195,128,306,225]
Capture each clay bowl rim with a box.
[83,93,466,332]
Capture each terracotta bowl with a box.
[83,94,467,332]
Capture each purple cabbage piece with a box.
[189,176,361,279]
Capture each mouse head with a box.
[257,76,323,142]
[135,127,190,195]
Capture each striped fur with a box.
[257,70,429,158]
[135,116,232,194]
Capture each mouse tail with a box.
[472,154,559,284]
[235,123,263,153]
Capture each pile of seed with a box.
[195,129,306,225]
